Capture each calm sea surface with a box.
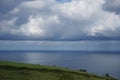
[0,51,120,79]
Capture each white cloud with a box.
[0,0,120,40]
[20,15,45,37]
[89,12,120,36]
[20,15,60,37]
[0,18,17,34]
[52,0,104,20]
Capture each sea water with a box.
[0,50,120,79]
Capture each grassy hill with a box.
[0,60,117,80]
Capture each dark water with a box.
[0,51,120,79]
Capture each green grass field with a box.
[0,60,117,80]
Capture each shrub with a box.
[105,73,110,77]
[78,69,87,72]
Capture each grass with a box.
[0,60,117,80]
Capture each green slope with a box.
[0,60,117,80]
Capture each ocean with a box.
[0,50,120,79]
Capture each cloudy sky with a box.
[0,0,120,50]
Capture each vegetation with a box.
[105,73,110,77]
[78,69,87,72]
[0,60,117,80]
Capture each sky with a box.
[0,0,120,50]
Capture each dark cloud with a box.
[0,33,120,41]
[103,0,120,14]
[0,0,32,14]
[0,0,32,23]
